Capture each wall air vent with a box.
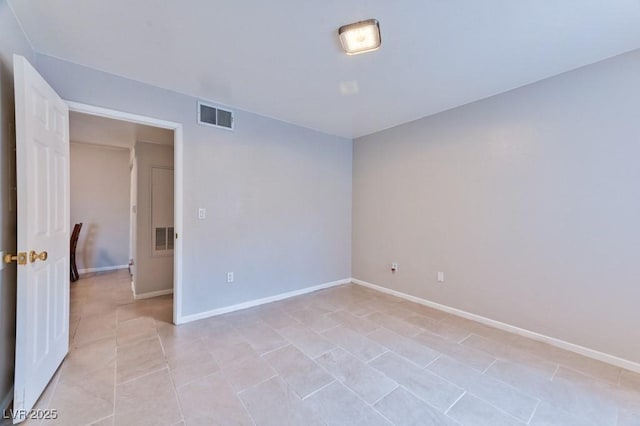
[197,101,234,130]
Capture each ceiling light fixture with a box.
[338,19,381,55]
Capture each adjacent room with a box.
[68,111,176,298]
[0,1,639,425]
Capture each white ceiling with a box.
[10,0,640,138]
[70,111,173,148]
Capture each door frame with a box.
[65,101,184,324]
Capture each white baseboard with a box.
[352,278,640,374]
[134,288,173,300]
[177,278,351,324]
[1,386,13,414]
[78,264,129,274]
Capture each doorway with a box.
[66,102,184,324]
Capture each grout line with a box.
[421,365,477,397]
[235,389,258,426]
[526,400,541,425]
[163,360,186,425]
[423,354,442,369]
[456,332,474,344]
[369,406,396,426]
[463,390,533,425]
[116,365,169,386]
[235,374,278,396]
[258,341,291,357]
[559,362,623,387]
[175,368,223,391]
[362,327,378,337]
[301,379,336,401]
[368,384,399,407]
[315,323,343,334]
[398,383,458,421]
[365,350,390,365]
[480,366,543,402]
[259,343,292,357]
[396,352,436,370]
[481,359,498,374]
[550,364,561,381]
[116,334,163,350]
[317,376,379,419]
[487,394,534,424]
[154,326,185,423]
[444,390,466,415]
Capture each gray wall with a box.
[353,49,640,364]
[0,0,34,409]
[35,54,353,316]
[70,142,130,271]
[134,141,174,296]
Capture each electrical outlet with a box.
[227,272,234,283]
[198,208,206,219]
[391,263,398,273]
[437,272,445,283]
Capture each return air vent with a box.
[197,101,234,130]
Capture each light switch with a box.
[198,208,206,219]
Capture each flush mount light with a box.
[338,19,381,55]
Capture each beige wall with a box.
[353,49,640,364]
[134,141,174,296]
[70,142,131,271]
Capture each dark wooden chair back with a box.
[70,223,83,282]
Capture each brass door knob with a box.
[29,250,48,263]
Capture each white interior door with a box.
[12,54,70,423]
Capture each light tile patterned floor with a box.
[23,270,640,426]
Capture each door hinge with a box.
[4,252,27,265]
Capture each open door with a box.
[10,55,70,422]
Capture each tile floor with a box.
[20,270,640,426]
